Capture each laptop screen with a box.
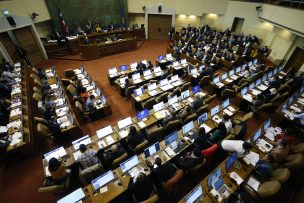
[264,119,271,132]
[132,73,140,80]
[165,131,178,145]
[96,125,113,139]
[248,61,253,67]
[159,79,168,86]
[207,168,222,188]
[253,128,262,144]
[153,102,164,112]
[171,74,179,81]
[182,121,194,134]
[214,177,224,190]
[281,103,287,112]
[181,59,187,64]
[72,135,91,150]
[210,105,219,117]
[191,68,198,75]
[222,73,227,80]
[213,76,220,83]
[192,85,200,94]
[253,59,258,64]
[181,90,190,99]
[229,69,234,76]
[158,55,165,61]
[268,71,273,78]
[137,109,149,121]
[144,142,160,158]
[134,87,144,96]
[287,97,293,106]
[241,87,248,96]
[148,83,157,91]
[262,74,267,82]
[44,146,67,162]
[166,53,173,59]
[109,68,117,75]
[91,171,115,190]
[249,82,255,90]
[173,61,179,67]
[143,70,152,77]
[120,155,139,173]
[117,117,132,129]
[102,95,107,104]
[236,66,241,73]
[198,113,208,125]
[222,98,230,109]
[154,66,161,73]
[120,65,128,71]
[130,62,138,70]
[185,185,203,203]
[225,152,237,171]
[256,78,262,86]
[168,95,178,105]
[119,77,128,85]
[57,188,85,203]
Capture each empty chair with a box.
[38,175,71,194]
[284,153,304,170]
[233,82,248,92]
[254,103,274,113]
[134,139,149,154]
[199,76,211,87]
[183,113,197,124]
[292,143,304,154]
[172,87,181,97]
[146,126,164,141]
[269,93,281,103]
[180,82,191,92]
[64,69,76,78]
[32,67,39,74]
[79,163,103,186]
[196,104,208,116]
[126,86,137,98]
[244,180,281,199]
[34,78,42,86]
[143,98,157,110]
[112,152,128,167]
[270,168,290,183]
[157,92,169,103]
[37,123,51,137]
[32,92,42,102]
[278,92,289,103]
[33,86,42,94]
[30,73,40,80]
[75,101,90,119]
[164,120,182,134]
[67,84,77,96]
[205,94,216,104]
[221,88,236,99]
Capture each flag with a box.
[120,3,125,28]
[58,8,68,35]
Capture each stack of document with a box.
[225,78,233,83]
[223,109,233,116]
[165,147,175,157]
[251,89,261,96]
[10,108,22,117]
[247,176,260,191]
[137,121,146,129]
[119,130,129,138]
[148,90,157,96]
[243,151,259,166]
[229,172,243,185]
[257,84,268,91]
[243,94,253,102]
[98,140,106,149]
[73,151,81,160]
[199,123,212,133]
[227,106,235,112]
[216,82,224,88]
[105,136,114,145]
[0,126,7,133]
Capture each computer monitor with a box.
[109,68,117,75]
[192,85,200,94]
[268,71,273,78]
[96,125,113,139]
[117,117,132,129]
[249,82,255,90]
[91,171,115,191]
[158,55,165,61]
[185,185,203,203]
[137,109,149,121]
[214,177,224,191]
[72,135,91,150]
[253,59,258,65]
[199,65,205,72]
[213,76,220,83]
[182,121,194,134]
[229,69,234,76]
[101,95,107,104]
[130,62,138,70]
[168,95,178,105]
[256,78,262,86]
[262,74,267,82]
[281,102,287,112]
[44,146,67,162]
[70,112,74,125]
[264,119,271,132]
[159,79,168,86]
[253,128,262,144]
[207,168,222,188]
[143,70,152,77]
[154,66,161,73]
[171,74,179,81]
[241,87,248,96]
[165,131,178,145]
[248,61,253,67]
[221,73,228,80]
[225,152,237,171]
[242,64,247,70]
[144,142,160,158]
[198,113,208,125]
[236,66,241,73]
[153,102,164,112]
[148,83,157,91]
[179,58,186,64]
[120,65,128,71]
[57,188,85,203]
[181,90,190,99]
[301,85,304,94]
[134,87,144,96]
[222,98,230,109]
[132,73,140,80]
[120,155,139,173]
[210,105,219,117]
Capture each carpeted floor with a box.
[0,40,274,203]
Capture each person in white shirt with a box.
[223,114,233,133]
[220,140,252,157]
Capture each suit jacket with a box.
[152,162,176,182]
[129,174,154,202]
[127,132,144,149]
[194,135,209,150]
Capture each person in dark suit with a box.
[194,127,209,150]
[208,122,227,143]
[268,75,281,89]
[152,157,176,182]
[128,173,154,202]
[191,92,205,111]
[178,148,205,171]
[102,144,125,168]
[127,126,145,150]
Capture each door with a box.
[284,47,304,71]
[231,17,245,34]
[13,26,44,66]
[148,14,172,40]
[0,32,19,62]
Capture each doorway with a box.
[148,14,172,40]
[284,47,304,71]
[0,32,19,62]
[231,17,245,34]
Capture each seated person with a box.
[152,157,177,182]
[128,172,154,202]
[76,80,86,95]
[38,116,61,137]
[44,95,55,109]
[127,126,145,150]
[243,66,251,79]
[254,154,274,181]
[264,88,277,102]
[270,127,296,145]
[178,148,205,171]
[77,144,99,169]
[268,75,281,89]
[48,157,68,184]
[270,139,289,163]
[191,92,205,111]
[208,122,227,143]
[250,94,264,111]
[178,106,192,121]
[84,95,96,114]
[194,127,209,150]
[220,140,252,157]
[102,144,125,168]
[223,114,232,133]
[122,78,131,96]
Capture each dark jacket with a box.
[194,135,209,150]
[152,162,176,182]
[129,174,154,202]
[127,132,144,149]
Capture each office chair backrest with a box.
[197,104,208,116]
[147,126,164,141]
[79,163,103,186]
[34,79,42,86]
[37,123,50,137]
[200,76,211,87]
[183,113,197,124]
[221,88,236,99]
[67,84,77,96]
[165,119,182,134]
[205,94,216,104]
[157,92,169,103]
[162,169,184,192]
[32,92,42,102]
[126,86,136,98]
[64,69,75,78]
[143,98,157,110]
[75,101,84,112]
[112,152,128,166]
[134,139,149,153]
[181,82,191,92]
[32,67,39,75]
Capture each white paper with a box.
[105,136,114,145]
[99,186,108,193]
[229,172,243,185]
[73,151,81,160]
[138,121,146,128]
[247,176,260,191]
[0,126,7,133]
[119,130,129,138]
[227,106,235,112]
[165,147,175,157]
[98,140,106,149]
[223,109,233,116]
